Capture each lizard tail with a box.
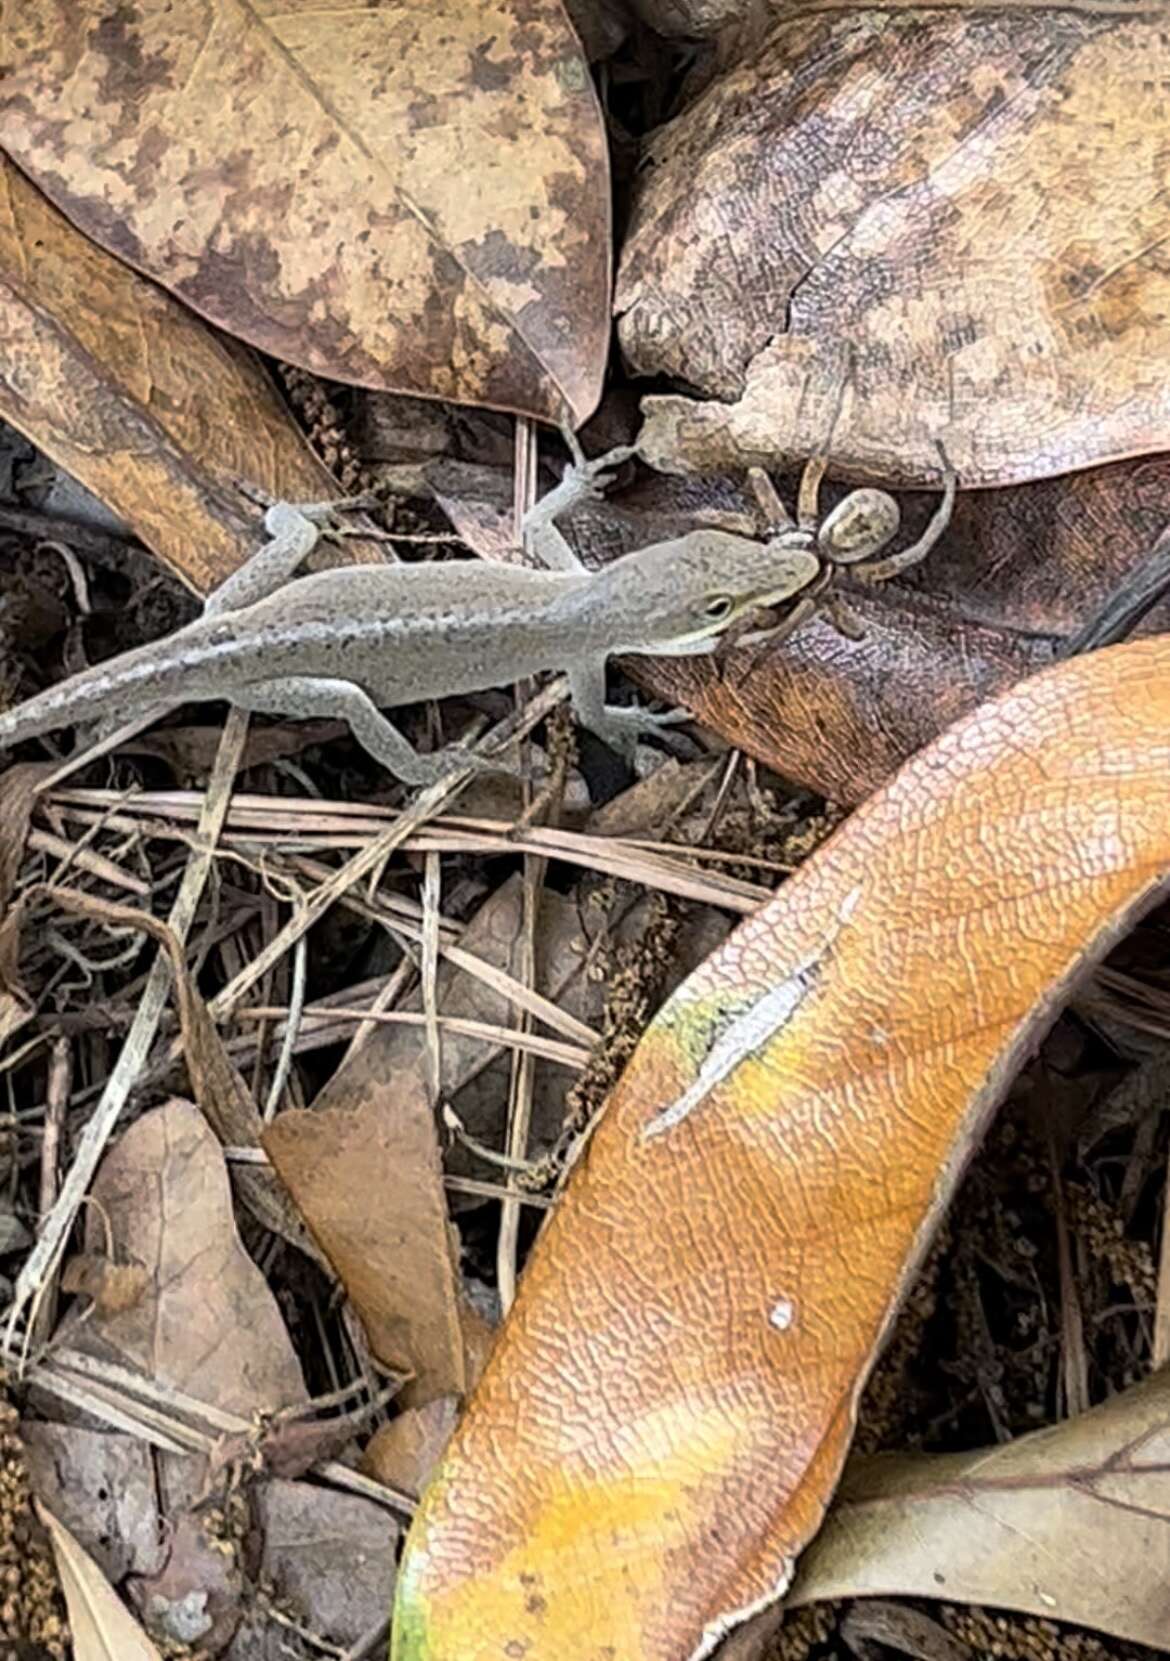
[0,632,196,749]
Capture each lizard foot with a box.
[564,444,639,502]
[524,446,638,540]
[586,702,692,761]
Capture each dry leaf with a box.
[60,1099,307,1418]
[363,1397,461,1500]
[0,156,348,595]
[636,588,1050,805]
[2,0,610,424]
[23,1424,162,1583]
[779,1367,1170,1650]
[392,635,1170,1659]
[263,1061,466,1408]
[20,882,320,1258]
[251,1479,400,1649]
[621,11,1170,486]
[35,1498,163,1661]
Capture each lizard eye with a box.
[703,593,734,622]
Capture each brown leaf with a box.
[22,1423,162,1583]
[34,1498,164,1661]
[635,587,1049,804]
[0,156,348,596]
[391,635,1170,1658]
[262,1062,466,1408]
[779,1368,1170,1649]
[2,0,610,425]
[362,1397,461,1500]
[251,1478,400,1649]
[889,452,1170,636]
[59,1099,308,1419]
[620,11,1170,486]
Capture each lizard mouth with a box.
[647,581,818,658]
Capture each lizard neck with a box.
[548,565,639,656]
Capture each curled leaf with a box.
[392,635,1170,1659]
[0,156,341,594]
[620,10,1170,486]
[779,1367,1170,1650]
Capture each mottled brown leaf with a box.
[620,10,1170,486]
[0,156,343,595]
[2,0,609,425]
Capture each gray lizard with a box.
[0,450,822,785]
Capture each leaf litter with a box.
[1,6,1170,1660]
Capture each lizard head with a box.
[600,529,821,657]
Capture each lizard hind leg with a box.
[231,676,512,786]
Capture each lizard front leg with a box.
[204,504,325,617]
[205,498,376,617]
[568,658,690,763]
[231,676,517,786]
[521,446,637,574]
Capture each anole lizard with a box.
[0,449,821,785]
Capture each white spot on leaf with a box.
[769,1297,795,1332]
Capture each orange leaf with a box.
[392,636,1170,1659]
[1,0,609,425]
